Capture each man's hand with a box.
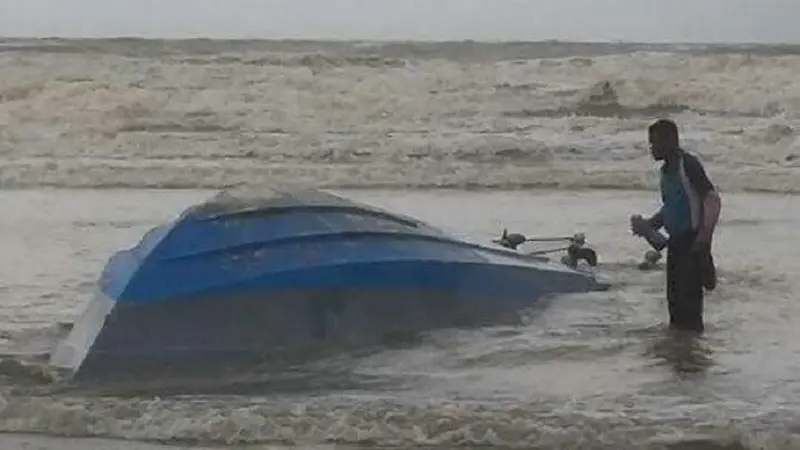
[631,209,664,236]
[630,214,650,236]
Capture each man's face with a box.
[648,131,672,161]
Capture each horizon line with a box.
[1,36,800,46]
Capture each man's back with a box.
[659,149,715,238]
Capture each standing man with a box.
[631,119,721,333]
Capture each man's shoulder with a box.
[681,150,712,177]
[681,150,707,168]
[680,149,715,191]
[659,150,710,176]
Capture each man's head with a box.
[648,119,680,161]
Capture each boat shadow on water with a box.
[43,337,456,398]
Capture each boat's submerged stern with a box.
[49,289,116,375]
[52,262,602,385]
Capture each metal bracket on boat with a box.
[492,229,598,268]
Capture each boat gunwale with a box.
[156,228,555,265]
[193,204,426,229]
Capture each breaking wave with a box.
[0,393,796,449]
[1,40,799,193]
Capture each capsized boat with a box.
[49,188,609,385]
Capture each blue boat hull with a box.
[49,188,608,387]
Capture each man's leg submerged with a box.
[681,251,705,332]
[666,235,705,332]
[665,247,679,327]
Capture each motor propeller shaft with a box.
[492,228,598,268]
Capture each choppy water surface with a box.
[0,39,798,449]
[0,188,798,450]
[0,39,798,192]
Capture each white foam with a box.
[0,43,798,192]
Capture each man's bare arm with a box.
[697,190,721,242]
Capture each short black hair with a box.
[648,119,679,138]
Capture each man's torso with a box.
[660,150,707,237]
